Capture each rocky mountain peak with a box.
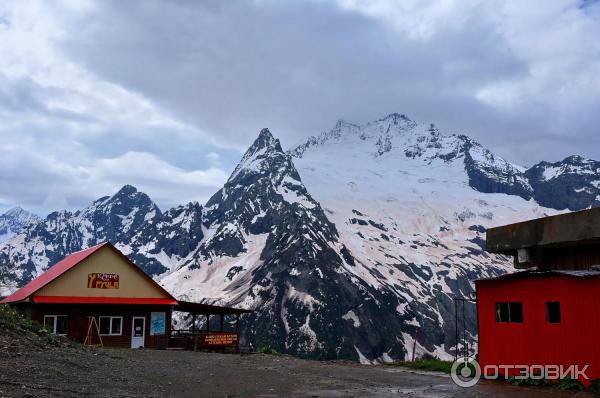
[3,206,27,217]
[245,128,282,155]
[112,184,142,199]
[0,206,40,242]
[379,112,412,125]
[100,185,157,212]
[227,128,292,186]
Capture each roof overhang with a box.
[32,296,178,305]
[476,270,600,284]
[486,207,600,255]
[175,300,254,315]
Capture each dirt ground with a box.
[0,338,591,398]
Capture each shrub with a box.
[588,379,600,395]
[0,304,26,331]
[257,346,279,355]
[507,376,551,387]
[557,377,584,391]
[387,359,453,374]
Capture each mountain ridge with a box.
[290,115,599,211]
[1,112,598,361]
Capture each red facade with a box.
[476,273,600,385]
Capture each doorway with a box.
[131,317,145,348]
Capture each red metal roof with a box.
[1,243,109,304]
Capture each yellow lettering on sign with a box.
[87,273,119,289]
[87,274,97,288]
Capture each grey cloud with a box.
[59,1,563,160]
[51,0,600,164]
[2,0,600,215]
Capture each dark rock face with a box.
[178,129,408,359]
[464,149,600,211]
[525,156,600,210]
[463,142,534,200]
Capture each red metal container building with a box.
[480,208,600,385]
[476,271,600,383]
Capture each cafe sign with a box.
[201,333,238,347]
[87,273,119,289]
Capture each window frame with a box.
[546,301,561,324]
[495,302,523,323]
[43,315,68,335]
[98,316,124,336]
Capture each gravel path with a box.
[0,343,590,397]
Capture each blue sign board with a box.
[150,312,166,336]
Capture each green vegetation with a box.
[257,345,280,355]
[588,379,600,395]
[0,303,62,346]
[504,374,587,392]
[0,303,31,331]
[556,377,584,392]
[507,376,552,387]
[386,359,453,374]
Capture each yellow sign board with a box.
[87,273,119,289]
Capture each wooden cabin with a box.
[1,242,253,351]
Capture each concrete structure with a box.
[486,207,600,270]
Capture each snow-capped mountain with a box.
[288,114,559,360]
[1,113,599,362]
[0,186,201,295]
[0,207,39,242]
[525,155,600,210]
[161,129,407,358]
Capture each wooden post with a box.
[235,314,240,332]
[411,328,419,362]
[192,313,196,332]
[206,314,210,332]
[219,314,224,332]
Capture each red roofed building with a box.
[2,242,177,348]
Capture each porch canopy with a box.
[170,300,253,351]
[176,300,254,316]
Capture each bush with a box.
[507,376,551,387]
[0,304,27,331]
[588,379,600,395]
[387,359,453,374]
[257,346,279,355]
[557,377,584,391]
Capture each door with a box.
[131,317,145,348]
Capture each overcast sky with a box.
[1,0,600,215]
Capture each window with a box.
[99,316,123,336]
[495,302,523,323]
[546,302,561,323]
[43,315,68,335]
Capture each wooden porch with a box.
[169,300,253,352]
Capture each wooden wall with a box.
[30,303,172,348]
[532,244,600,270]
